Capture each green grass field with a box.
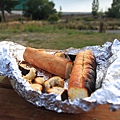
[0,21,120,50]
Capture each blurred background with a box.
[0,0,120,49]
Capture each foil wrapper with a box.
[1,39,120,113]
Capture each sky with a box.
[51,0,113,12]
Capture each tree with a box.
[92,0,99,17]
[58,6,62,18]
[105,0,120,18]
[0,0,20,22]
[23,0,57,20]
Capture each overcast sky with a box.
[51,0,113,12]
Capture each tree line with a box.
[0,0,120,22]
[92,0,120,18]
[0,0,59,22]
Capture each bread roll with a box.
[47,87,68,101]
[22,67,36,84]
[30,84,43,91]
[19,63,30,76]
[44,76,64,91]
[47,87,65,94]
[68,50,96,100]
[34,76,45,85]
[23,47,72,79]
[54,52,66,58]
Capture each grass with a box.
[0,21,120,50]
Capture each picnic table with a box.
[0,76,120,120]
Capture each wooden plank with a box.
[1,76,120,119]
[0,76,11,84]
[0,88,120,120]
[0,76,12,89]
[0,76,6,82]
[0,87,120,120]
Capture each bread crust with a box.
[68,50,96,100]
[34,76,45,85]
[47,87,65,94]
[44,76,64,91]
[47,87,68,101]
[30,84,43,91]
[23,47,72,79]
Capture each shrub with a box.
[48,14,59,24]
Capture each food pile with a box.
[19,47,96,101]
[1,40,120,113]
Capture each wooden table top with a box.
[0,76,120,120]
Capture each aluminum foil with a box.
[1,39,120,113]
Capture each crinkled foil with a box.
[1,39,120,113]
